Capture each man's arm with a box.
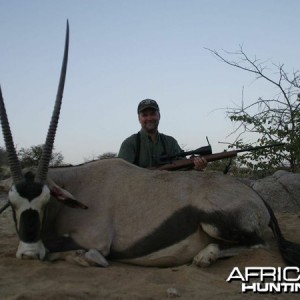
[169,137,207,171]
[118,136,136,164]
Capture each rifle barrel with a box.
[236,143,285,153]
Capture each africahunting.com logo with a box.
[227,267,300,293]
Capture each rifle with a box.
[156,143,285,171]
[160,136,213,163]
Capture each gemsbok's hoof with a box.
[193,243,220,267]
[66,249,109,267]
[84,249,109,267]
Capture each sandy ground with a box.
[1,194,300,300]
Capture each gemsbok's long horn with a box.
[35,21,69,183]
[0,86,23,184]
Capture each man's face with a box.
[138,108,160,133]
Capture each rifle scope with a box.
[160,145,212,162]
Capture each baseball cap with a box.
[137,99,160,113]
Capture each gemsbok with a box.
[1,22,300,268]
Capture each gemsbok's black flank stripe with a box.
[110,205,265,259]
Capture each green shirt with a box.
[118,130,183,168]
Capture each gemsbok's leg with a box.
[48,249,109,267]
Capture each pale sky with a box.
[0,0,299,164]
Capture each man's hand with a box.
[193,156,207,171]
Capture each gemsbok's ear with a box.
[0,177,12,193]
[47,178,88,209]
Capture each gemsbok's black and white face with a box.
[0,21,69,260]
[8,172,51,259]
